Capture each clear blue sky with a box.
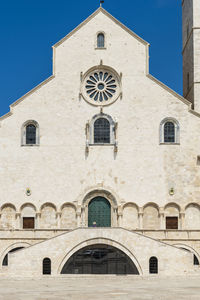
[0,0,182,116]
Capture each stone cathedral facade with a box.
[0,1,200,277]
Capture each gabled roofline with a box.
[53,7,149,48]
[147,74,200,117]
[147,74,191,106]
[1,7,200,122]
[0,75,55,121]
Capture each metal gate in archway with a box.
[88,197,111,227]
[61,244,139,275]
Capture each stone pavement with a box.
[0,276,200,300]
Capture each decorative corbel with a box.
[80,72,83,83]
[114,141,118,153]
[114,121,118,152]
[56,212,61,218]
[76,205,82,217]
[85,121,90,153]
[120,72,123,100]
[114,122,118,139]
[79,72,83,101]
[15,212,21,219]
[117,206,123,217]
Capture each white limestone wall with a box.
[8,228,195,277]
[0,9,200,230]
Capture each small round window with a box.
[82,68,120,106]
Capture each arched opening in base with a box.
[2,247,24,266]
[61,244,139,275]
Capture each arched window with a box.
[94,118,110,144]
[97,33,105,48]
[149,257,158,274]
[21,204,36,229]
[160,118,179,144]
[43,258,51,275]
[26,124,36,144]
[21,120,39,146]
[164,122,175,143]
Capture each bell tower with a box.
[182,0,200,112]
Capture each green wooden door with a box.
[88,197,111,227]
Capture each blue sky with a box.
[0,0,182,116]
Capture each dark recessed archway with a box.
[88,197,111,227]
[61,244,139,275]
[2,247,24,266]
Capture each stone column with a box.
[56,212,61,229]
[159,208,165,230]
[138,208,143,230]
[112,207,118,227]
[81,207,86,227]
[118,213,123,227]
[15,212,21,229]
[76,205,81,228]
[117,206,123,227]
[76,213,81,228]
[35,212,41,229]
[180,211,185,230]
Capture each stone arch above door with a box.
[81,189,118,227]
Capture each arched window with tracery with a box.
[97,33,105,48]
[43,258,51,275]
[21,120,40,146]
[94,118,110,144]
[160,118,179,144]
[149,257,158,274]
[164,122,175,143]
[26,124,36,144]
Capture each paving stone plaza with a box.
[0,276,199,300]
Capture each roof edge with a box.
[0,76,55,121]
[53,7,149,48]
[147,74,192,107]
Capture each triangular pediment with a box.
[53,7,148,48]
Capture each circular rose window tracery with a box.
[82,68,120,106]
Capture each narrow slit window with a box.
[94,118,110,144]
[43,258,51,275]
[149,257,158,274]
[187,72,190,92]
[187,24,189,39]
[97,33,105,48]
[26,124,36,144]
[164,122,175,143]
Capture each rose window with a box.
[83,70,120,105]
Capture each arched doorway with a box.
[2,247,24,266]
[61,244,139,274]
[181,248,200,265]
[88,197,111,227]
